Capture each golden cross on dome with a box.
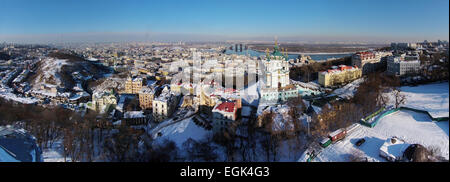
[275,36,278,46]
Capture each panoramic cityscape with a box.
[0,0,449,165]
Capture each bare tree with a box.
[348,149,366,162]
[195,138,218,162]
[182,138,198,162]
[259,131,272,161]
[377,90,390,107]
[392,88,406,109]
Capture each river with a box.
[224,48,352,61]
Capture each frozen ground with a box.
[312,110,449,162]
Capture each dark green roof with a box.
[267,44,288,61]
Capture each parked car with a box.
[355,138,366,146]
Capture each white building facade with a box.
[152,86,180,122]
[386,55,421,76]
[259,41,298,104]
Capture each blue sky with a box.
[0,0,448,42]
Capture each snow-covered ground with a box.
[153,117,212,148]
[258,104,298,132]
[239,81,260,106]
[331,78,364,99]
[0,90,39,104]
[33,59,69,88]
[291,80,321,91]
[396,82,449,118]
[312,110,449,162]
[42,140,71,162]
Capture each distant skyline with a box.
[0,0,448,43]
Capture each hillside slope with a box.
[29,52,111,91]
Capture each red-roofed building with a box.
[212,100,240,133]
[224,88,237,94]
[354,51,376,60]
[215,102,236,113]
[351,51,390,74]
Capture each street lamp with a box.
[307,115,311,136]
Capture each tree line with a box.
[0,98,179,162]
[289,56,352,82]
[311,71,405,138]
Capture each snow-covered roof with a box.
[320,65,359,75]
[139,86,155,94]
[213,101,236,113]
[69,91,90,101]
[0,126,42,162]
[124,111,145,118]
[154,86,175,102]
[329,128,346,138]
[379,137,410,161]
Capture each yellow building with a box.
[318,65,362,87]
[138,87,154,110]
[170,82,182,94]
[125,76,143,94]
[138,68,150,74]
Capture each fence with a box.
[361,107,385,122]
[360,106,449,128]
[399,107,449,122]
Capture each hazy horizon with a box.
[1,31,448,44]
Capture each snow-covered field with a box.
[310,82,449,162]
[313,110,449,162]
[397,82,449,118]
